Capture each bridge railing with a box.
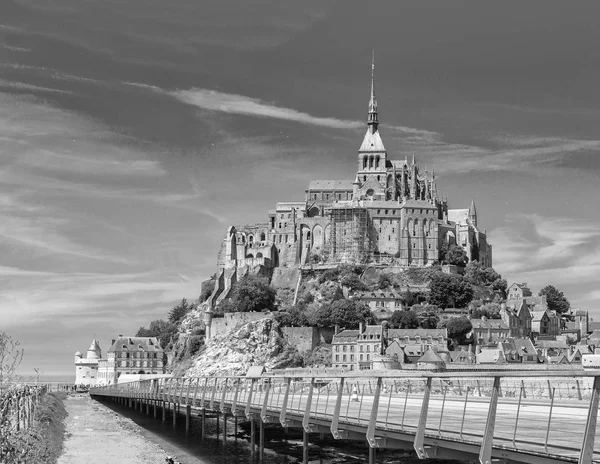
[90,370,600,464]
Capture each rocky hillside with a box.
[183,318,302,377]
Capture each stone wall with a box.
[281,327,335,353]
[271,267,301,290]
[211,312,273,338]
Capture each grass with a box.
[1,392,68,464]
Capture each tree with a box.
[470,302,502,319]
[464,262,507,298]
[429,273,474,309]
[445,316,473,345]
[275,304,310,327]
[443,244,468,266]
[0,332,24,394]
[225,275,277,313]
[314,299,372,329]
[416,309,440,329]
[340,273,368,291]
[389,310,419,329]
[136,319,177,350]
[168,298,193,324]
[539,285,570,315]
[377,272,393,290]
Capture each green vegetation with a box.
[0,391,67,464]
[0,332,24,395]
[539,285,570,315]
[463,261,507,298]
[440,243,468,266]
[429,273,474,309]
[470,302,502,319]
[136,319,178,351]
[168,298,194,324]
[218,275,276,313]
[389,310,419,329]
[442,316,473,346]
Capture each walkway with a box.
[58,395,168,464]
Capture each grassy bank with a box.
[1,392,68,464]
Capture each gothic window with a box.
[375,156,380,168]
[363,157,368,169]
[377,175,380,181]
[413,219,418,236]
[260,233,266,241]
[364,175,367,181]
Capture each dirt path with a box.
[58,395,169,464]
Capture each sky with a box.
[1,0,600,379]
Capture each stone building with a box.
[97,336,166,385]
[201,58,492,317]
[470,317,510,347]
[74,338,102,386]
[331,329,359,370]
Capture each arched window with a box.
[375,156,380,168]
[363,156,368,169]
[413,219,418,236]
[256,252,263,258]
[260,232,266,241]
[246,253,254,258]
[369,156,374,168]
[248,235,254,244]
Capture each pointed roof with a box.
[367,51,379,132]
[417,347,445,364]
[469,198,477,217]
[358,128,386,152]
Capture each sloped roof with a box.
[332,330,360,343]
[358,128,386,152]
[108,336,163,352]
[470,318,509,330]
[402,199,438,209]
[417,348,445,364]
[307,180,354,191]
[478,350,500,364]
[531,310,550,322]
[448,209,469,225]
[500,338,537,357]
[388,328,448,339]
[535,340,568,349]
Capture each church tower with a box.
[356,52,387,199]
[469,198,477,227]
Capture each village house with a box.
[357,325,384,370]
[331,329,359,370]
[501,300,532,338]
[470,316,509,347]
[507,283,532,300]
[97,336,167,385]
[477,337,540,364]
[531,309,560,339]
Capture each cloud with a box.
[491,214,600,309]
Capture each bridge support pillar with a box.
[140,399,143,412]
[250,417,256,455]
[369,446,376,464]
[146,400,150,415]
[162,401,166,422]
[172,402,177,427]
[201,409,206,441]
[223,413,228,445]
[186,405,191,435]
[235,416,238,442]
[259,417,264,460]
[154,400,157,419]
[302,429,309,464]
[414,377,432,459]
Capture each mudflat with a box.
[58,395,168,464]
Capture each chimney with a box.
[111,339,115,345]
[359,322,364,334]
[334,324,339,335]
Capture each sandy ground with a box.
[58,395,170,464]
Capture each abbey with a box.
[204,60,491,312]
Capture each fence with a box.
[0,385,48,436]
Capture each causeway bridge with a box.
[89,370,600,464]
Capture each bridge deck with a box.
[90,372,600,464]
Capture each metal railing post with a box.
[279,377,291,427]
[366,377,382,448]
[513,382,524,448]
[460,386,470,440]
[438,383,448,437]
[232,379,241,414]
[479,377,500,464]
[414,377,432,459]
[401,381,410,431]
[330,378,345,439]
[245,379,256,419]
[209,377,218,410]
[544,387,555,454]
[579,376,600,464]
[220,378,229,414]
[302,378,315,433]
[261,378,271,422]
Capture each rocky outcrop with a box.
[184,318,302,377]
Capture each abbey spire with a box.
[367,51,379,133]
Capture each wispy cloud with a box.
[492,214,600,309]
